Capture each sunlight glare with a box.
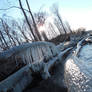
[38,25,45,32]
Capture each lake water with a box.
[65,44,92,92]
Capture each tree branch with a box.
[0,6,29,12]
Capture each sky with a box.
[0,0,92,30]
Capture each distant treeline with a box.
[0,0,86,51]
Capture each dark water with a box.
[65,44,92,92]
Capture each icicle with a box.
[25,48,31,64]
[41,46,49,61]
[36,46,43,62]
[30,47,37,63]
[39,45,45,62]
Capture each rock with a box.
[25,78,67,92]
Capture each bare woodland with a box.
[0,0,75,52]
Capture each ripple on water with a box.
[65,44,92,92]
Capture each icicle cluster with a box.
[1,41,59,65]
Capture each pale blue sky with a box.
[0,0,92,30]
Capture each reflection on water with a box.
[65,44,92,92]
[79,45,92,66]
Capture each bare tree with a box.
[51,4,67,40]
[0,30,9,49]
[25,0,42,41]
[65,21,72,33]
[41,31,48,41]
[1,19,17,46]
[34,11,47,26]
[18,0,38,41]
[49,23,58,37]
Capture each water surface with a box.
[65,44,92,92]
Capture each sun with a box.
[38,24,45,32]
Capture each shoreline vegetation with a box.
[0,30,89,81]
[0,30,92,92]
